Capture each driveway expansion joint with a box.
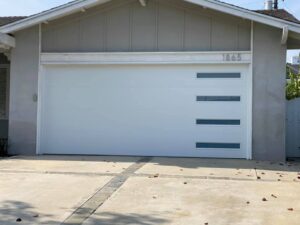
[134,173,300,183]
[0,170,120,177]
[0,169,298,183]
[61,157,152,225]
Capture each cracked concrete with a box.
[84,177,300,225]
[0,156,299,225]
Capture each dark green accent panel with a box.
[196,143,240,149]
[197,73,241,78]
[196,119,240,125]
[197,96,241,101]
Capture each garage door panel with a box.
[194,149,245,159]
[196,88,243,95]
[195,126,242,142]
[44,65,247,89]
[40,64,249,158]
[194,80,245,89]
[194,103,242,119]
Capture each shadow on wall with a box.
[0,120,8,139]
[0,201,58,225]
[85,212,169,225]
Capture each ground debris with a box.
[262,198,267,202]
[288,208,294,211]
[149,174,159,178]
[271,194,277,198]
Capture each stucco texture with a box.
[6,1,288,161]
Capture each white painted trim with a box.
[246,21,254,160]
[0,33,15,48]
[139,0,147,7]
[36,24,42,155]
[0,0,110,33]
[1,0,300,36]
[41,51,252,65]
[186,0,300,34]
[281,26,289,45]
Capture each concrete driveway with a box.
[0,156,299,225]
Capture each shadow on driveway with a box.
[8,155,300,172]
[0,200,57,225]
[84,212,169,225]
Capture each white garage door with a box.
[39,64,249,158]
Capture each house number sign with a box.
[223,53,242,62]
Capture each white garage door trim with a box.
[41,51,252,65]
[37,51,253,159]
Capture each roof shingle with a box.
[0,17,27,27]
[254,9,300,24]
[0,2,299,29]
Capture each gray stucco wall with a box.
[252,23,287,161]
[42,0,251,52]
[8,1,288,161]
[0,53,9,139]
[8,26,39,155]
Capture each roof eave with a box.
[185,0,300,33]
[0,0,110,33]
[287,31,300,49]
[0,32,15,48]
[1,0,300,35]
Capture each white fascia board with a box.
[0,0,111,34]
[0,32,15,48]
[186,0,300,34]
[281,26,289,45]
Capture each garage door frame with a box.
[37,51,253,159]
